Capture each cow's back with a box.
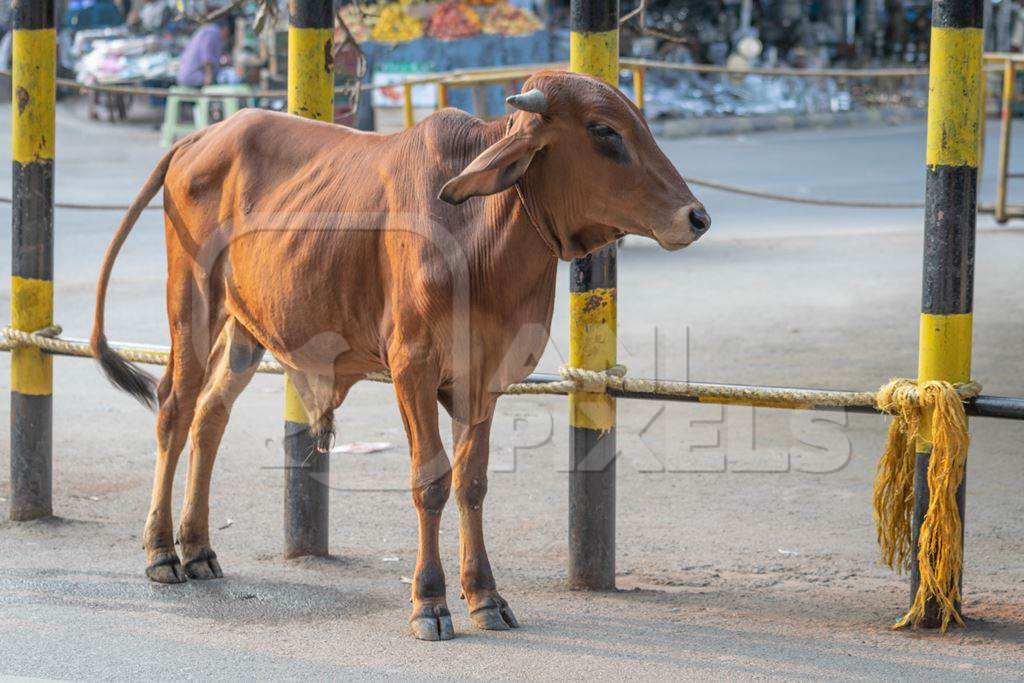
[159,107,508,380]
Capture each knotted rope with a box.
[873,378,978,631]
[503,365,628,394]
[505,364,885,408]
[1,327,980,409]
[2,324,63,347]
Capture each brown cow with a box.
[90,70,709,641]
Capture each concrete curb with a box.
[650,107,927,138]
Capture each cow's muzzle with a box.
[654,204,711,250]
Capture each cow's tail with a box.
[90,141,183,410]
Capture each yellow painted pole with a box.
[284,0,333,558]
[10,0,56,521]
[436,82,448,110]
[567,0,619,591]
[996,58,1014,222]
[910,0,982,628]
[977,56,988,183]
[631,65,645,112]
[403,83,415,128]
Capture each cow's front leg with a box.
[393,368,454,641]
[454,415,519,631]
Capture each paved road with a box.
[0,102,1022,680]
[662,120,1016,239]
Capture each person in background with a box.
[176,19,229,87]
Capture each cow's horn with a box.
[506,89,548,114]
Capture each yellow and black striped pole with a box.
[912,0,982,627]
[284,0,333,558]
[568,0,618,590]
[10,0,56,521]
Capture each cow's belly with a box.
[222,211,391,377]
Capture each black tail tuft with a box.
[92,336,158,410]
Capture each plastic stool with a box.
[160,86,201,147]
[196,84,254,127]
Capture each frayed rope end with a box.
[872,378,974,632]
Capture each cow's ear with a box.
[438,133,541,205]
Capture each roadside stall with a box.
[74,26,184,119]
[70,2,267,122]
[336,1,549,118]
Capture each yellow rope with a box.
[2,327,982,408]
[0,326,397,383]
[0,175,926,212]
[873,378,971,632]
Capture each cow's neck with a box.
[474,181,560,290]
[463,116,551,258]
[444,118,561,343]
[465,116,561,275]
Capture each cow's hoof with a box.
[146,552,186,584]
[410,605,455,641]
[183,548,223,580]
[469,595,519,631]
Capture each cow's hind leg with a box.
[453,413,519,630]
[392,363,454,641]
[144,350,204,583]
[177,318,263,579]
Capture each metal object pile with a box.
[640,67,855,119]
[608,0,936,119]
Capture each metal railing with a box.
[979,52,1024,222]
[395,57,933,128]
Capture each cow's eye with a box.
[588,124,628,163]
[588,124,620,140]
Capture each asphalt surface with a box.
[0,99,1023,680]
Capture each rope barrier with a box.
[8,54,1010,101]
[0,58,932,213]
[0,196,164,211]
[0,326,981,409]
[682,176,925,209]
[0,326,396,383]
[505,363,981,408]
[0,58,936,101]
[0,69,361,99]
[621,58,931,79]
[0,178,926,212]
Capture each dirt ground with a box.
[0,99,1022,680]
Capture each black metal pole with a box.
[910,0,982,627]
[568,255,617,589]
[10,0,56,521]
[283,0,333,558]
[567,0,619,590]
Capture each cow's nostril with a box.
[689,208,711,234]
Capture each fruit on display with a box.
[371,3,424,42]
[338,5,376,43]
[481,2,542,35]
[424,0,482,40]
[341,0,544,44]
